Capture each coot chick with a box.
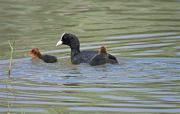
[56,33,118,65]
[89,46,118,66]
[28,48,57,63]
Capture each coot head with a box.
[28,48,41,58]
[99,46,107,54]
[56,33,80,50]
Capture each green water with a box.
[0,0,180,114]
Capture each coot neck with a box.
[38,54,43,60]
[70,46,80,57]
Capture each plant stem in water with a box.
[8,40,15,77]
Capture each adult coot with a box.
[28,48,57,63]
[89,46,118,66]
[56,33,118,65]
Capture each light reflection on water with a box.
[0,0,180,113]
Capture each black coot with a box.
[56,33,118,65]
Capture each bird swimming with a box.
[28,48,57,63]
[56,33,118,65]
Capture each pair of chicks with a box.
[28,46,113,66]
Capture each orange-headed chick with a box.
[99,46,107,54]
[28,48,57,63]
[89,46,118,66]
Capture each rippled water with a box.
[0,0,180,114]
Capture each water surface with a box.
[0,0,180,114]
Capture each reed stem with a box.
[8,40,15,77]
